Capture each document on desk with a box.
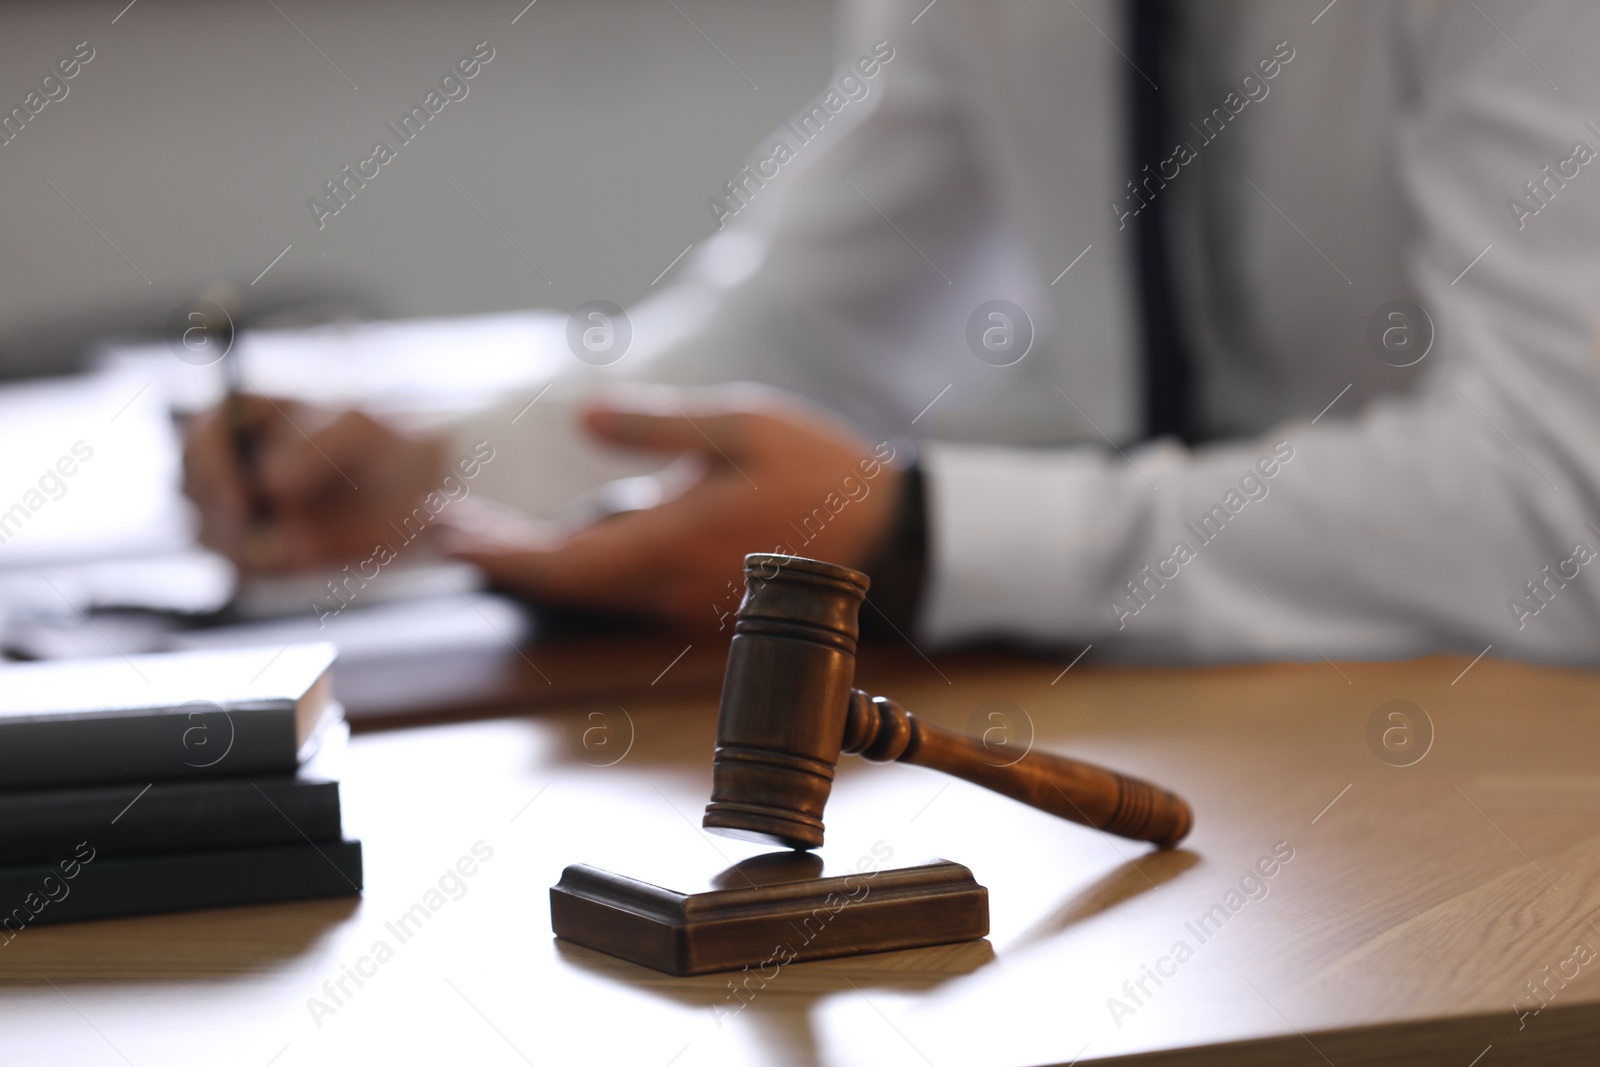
[0,368,188,569]
[169,590,532,662]
[0,318,661,703]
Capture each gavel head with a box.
[702,554,868,850]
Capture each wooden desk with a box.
[5,652,1600,1066]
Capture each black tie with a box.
[1127,0,1193,442]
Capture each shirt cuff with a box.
[917,441,1102,646]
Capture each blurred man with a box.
[186,0,1600,664]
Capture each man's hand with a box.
[183,396,444,572]
[442,387,903,631]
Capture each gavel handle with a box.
[841,691,1192,849]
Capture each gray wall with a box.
[0,0,835,376]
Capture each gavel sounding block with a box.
[550,852,988,976]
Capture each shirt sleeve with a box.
[441,0,999,514]
[921,1,1600,666]
[614,1,996,439]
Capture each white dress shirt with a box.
[452,0,1600,666]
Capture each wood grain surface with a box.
[4,650,1600,1066]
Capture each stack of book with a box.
[0,643,362,932]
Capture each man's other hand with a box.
[443,386,903,631]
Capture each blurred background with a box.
[0,0,834,377]
[0,0,835,694]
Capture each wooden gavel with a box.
[702,554,1193,851]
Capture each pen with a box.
[205,283,279,568]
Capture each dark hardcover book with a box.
[0,776,341,865]
[0,840,363,929]
[0,722,349,865]
[0,643,339,789]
